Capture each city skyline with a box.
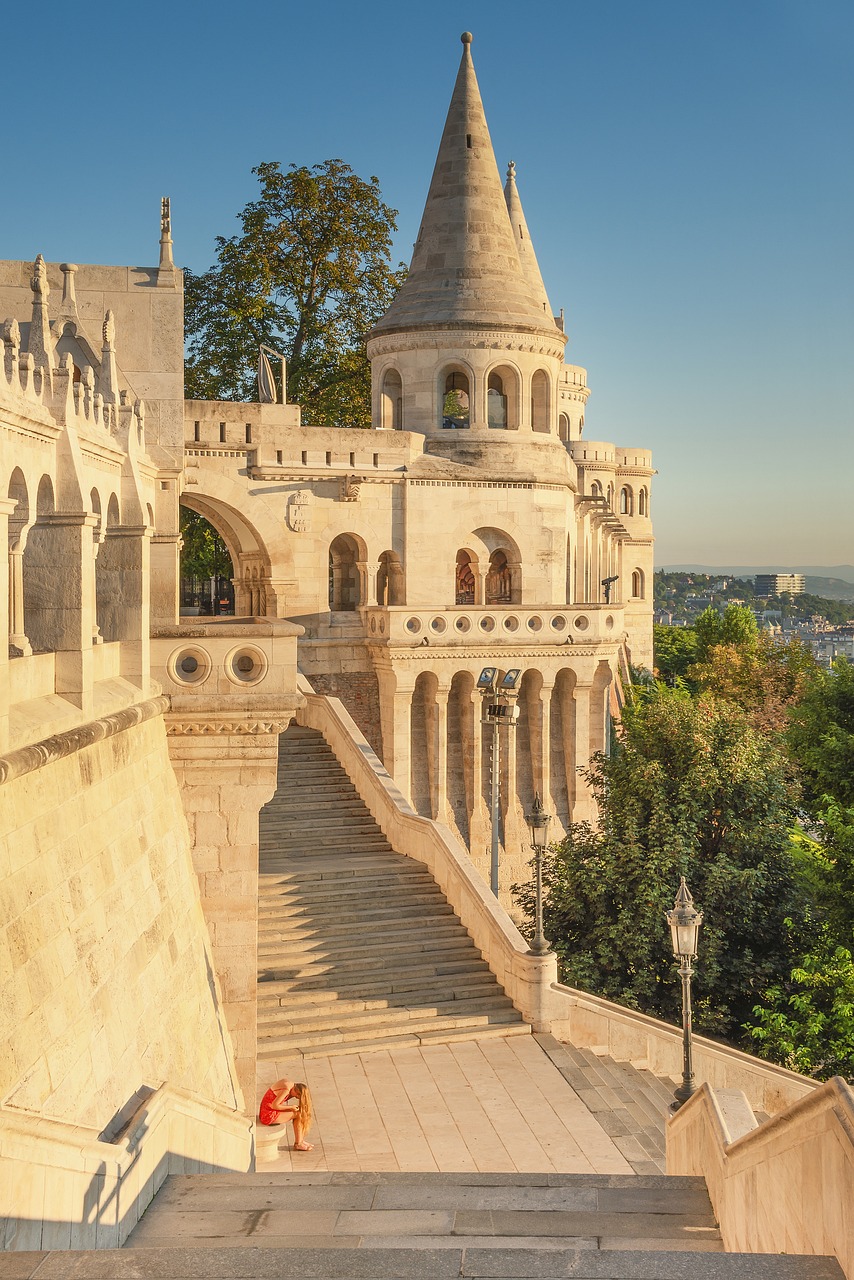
[3,0,851,565]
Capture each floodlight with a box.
[477,667,499,693]
[501,668,522,692]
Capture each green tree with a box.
[180,507,233,580]
[690,633,819,735]
[693,603,758,663]
[514,684,805,1045]
[653,624,697,682]
[787,657,854,810]
[747,923,854,1079]
[185,160,407,426]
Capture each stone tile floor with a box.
[256,1033,672,1176]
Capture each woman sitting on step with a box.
[258,1078,314,1151]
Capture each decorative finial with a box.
[507,160,516,182]
[102,310,116,349]
[31,254,49,301]
[161,196,171,238]
[461,31,473,45]
[158,196,175,277]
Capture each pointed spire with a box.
[504,160,551,317]
[157,196,176,287]
[28,255,55,389]
[100,310,119,405]
[372,33,555,336]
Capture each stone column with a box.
[149,533,180,626]
[376,665,417,803]
[25,513,97,714]
[538,677,557,817]
[164,712,294,1113]
[573,680,596,822]
[8,540,32,656]
[434,676,451,823]
[0,498,16,750]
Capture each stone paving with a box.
[255,1032,669,1176]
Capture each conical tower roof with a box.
[504,160,551,317]
[372,33,557,337]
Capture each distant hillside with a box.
[661,565,854,599]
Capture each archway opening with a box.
[377,550,405,606]
[485,550,512,605]
[455,550,477,605]
[531,369,550,433]
[381,369,403,430]
[329,534,362,611]
[179,506,235,616]
[442,371,470,429]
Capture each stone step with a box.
[258,1007,525,1053]
[258,879,443,907]
[257,954,492,993]
[258,990,514,1033]
[257,930,473,964]
[259,1017,532,1059]
[258,972,499,1010]
[258,901,457,933]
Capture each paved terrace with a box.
[256,1033,673,1176]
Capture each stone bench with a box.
[255,1122,286,1163]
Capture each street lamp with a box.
[477,667,522,895]
[525,792,552,955]
[666,876,703,1110]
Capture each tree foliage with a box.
[787,657,854,811]
[185,160,407,426]
[180,507,233,580]
[515,685,805,1044]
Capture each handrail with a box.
[667,1076,854,1278]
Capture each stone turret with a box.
[504,161,552,319]
[367,33,569,475]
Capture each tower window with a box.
[466,134,472,149]
[442,371,470,429]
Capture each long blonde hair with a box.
[291,1082,312,1133]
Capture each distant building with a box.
[755,573,806,596]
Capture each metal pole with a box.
[531,845,548,954]
[672,959,697,1108]
[490,717,500,895]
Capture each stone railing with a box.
[299,682,820,1116]
[363,604,625,648]
[667,1077,854,1279]
[0,1085,252,1251]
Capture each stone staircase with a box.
[256,725,529,1059]
[113,1171,843,1277]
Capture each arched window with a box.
[590,480,603,498]
[381,368,403,430]
[631,569,645,599]
[558,413,570,442]
[442,371,470,429]
[531,369,550,433]
[579,415,584,432]
[607,483,614,509]
[487,372,507,429]
[455,550,476,604]
[638,487,648,516]
[328,534,362,610]
[485,550,512,604]
[620,486,633,516]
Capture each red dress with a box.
[259,1087,288,1125]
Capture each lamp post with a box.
[477,667,522,896]
[666,876,703,1110]
[525,792,551,955]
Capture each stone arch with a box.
[455,548,478,605]
[470,527,522,605]
[447,670,476,846]
[590,660,614,757]
[96,493,126,642]
[549,668,577,826]
[181,490,275,617]
[36,476,54,518]
[515,668,544,820]
[486,362,521,430]
[380,366,403,430]
[8,468,31,655]
[631,568,645,599]
[558,412,571,443]
[376,549,405,605]
[638,486,649,516]
[439,362,474,429]
[590,479,602,498]
[410,670,439,817]
[620,486,633,516]
[531,369,551,433]
[329,532,366,611]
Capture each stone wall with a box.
[0,700,242,1130]
[308,671,384,758]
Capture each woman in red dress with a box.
[258,1078,314,1150]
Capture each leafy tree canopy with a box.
[787,657,854,811]
[184,160,407,426]
[180,507,233,580]
[515,684,806,1045]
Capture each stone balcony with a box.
[363,604,626,648]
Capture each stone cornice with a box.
[0,695,169,786]
[367,328,566,360]
[164,718,294,736]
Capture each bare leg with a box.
[292,1115,313,1151]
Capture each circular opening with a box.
[527,615,543,632]
[430,616,447,633]
[550,615,567,631]
[455,616,472,633]
[503,615,519,632]
[479,615,496,633]
[405,616,422,634]
[574,615,590,632]
[168,646,211,686]
[605,614,615,630]
[225,645,269,686]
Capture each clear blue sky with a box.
[3,0,852,567]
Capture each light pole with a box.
[477,667,522,896]
[666,876,703,1111]
[525,792,552,955]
